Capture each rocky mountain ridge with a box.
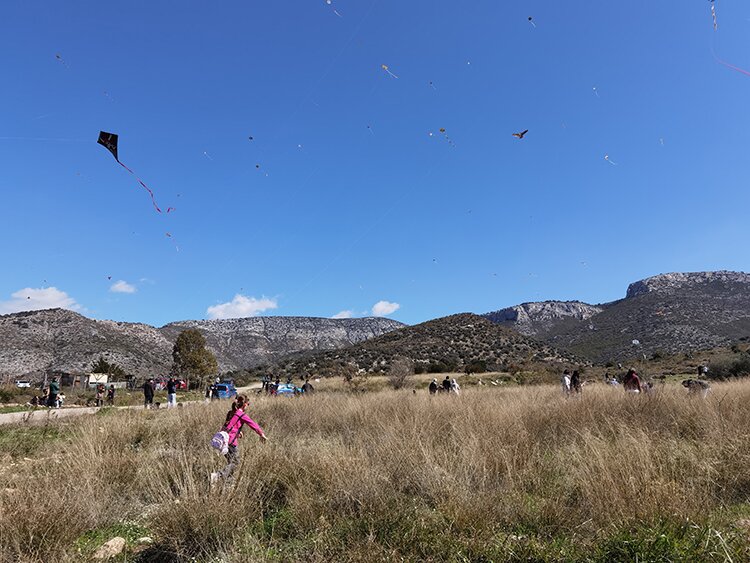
[483,301,603,337]
[0,309,404,379]
[484,271,750,362]
[625,271,750,298]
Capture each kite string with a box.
[116,160,163,213]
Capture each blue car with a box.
[215,382,237,399]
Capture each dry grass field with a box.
[2,381,750,561]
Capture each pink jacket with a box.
[224,408,264,447]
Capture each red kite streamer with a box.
[712,47,750,78]
[97,131,163,213]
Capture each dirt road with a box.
[0,383,263,426]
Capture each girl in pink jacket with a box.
[211,395,267,484]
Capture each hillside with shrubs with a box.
[263,313,580,379]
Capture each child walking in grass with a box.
[211,395,267,484]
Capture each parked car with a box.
[215,382,237,399]
[15,380,31,388]
[274,383,301,397]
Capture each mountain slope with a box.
[484,301,603,337]
[485,271,750,363]
[273,313,579,376]
[0,309,174,378]
[0,309,405,378]
[160,317,405,371]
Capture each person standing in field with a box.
[561,369,571,397]
[211,394,267,484]
[623,368,642,394]
[95,383,105,407]
[143,378,154,409]
[442,376,452,393]
[428,379,438,395]
[106,384,115,406]
[570,370,582,394]
[450,378,461,395]
[48,377,60,408]
[167,377,177,408]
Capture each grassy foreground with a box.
[2,382,750,561]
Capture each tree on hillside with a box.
[91,356,126,379]
[172,329,218,389]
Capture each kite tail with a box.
[712,52,750,77]
[117,160,163,213]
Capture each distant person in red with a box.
[623,368,642,393]
[95,383,105,407]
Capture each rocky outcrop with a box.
[483,301,603,337]
[0,309,173,379]
[0,309,404,379]
[485,271,750,363]
[626,271,750,298]
[160,317,405,372]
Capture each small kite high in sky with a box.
[512,129,528,139]
[438,127,455,146]
[97,131,163,213]
[604,154,617,165]
[381,64,398,79]
[709,0,717,30]
[528,16,536,28]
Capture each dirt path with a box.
[0,383,263,426]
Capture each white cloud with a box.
[0,287,81,314]
[371,300,400,317]
[110,280,136,294]
[206,295,278,320]
[331,310,354,319]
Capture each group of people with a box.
[142,377,179,409]
[28,377,65,408]
[93,383,116,407]
[561,369,583,396]
[258,375,315,396]
[428,376,461,395]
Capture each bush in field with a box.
[708,355,750,379]
[464,359,486,375]
[387,357,413,390]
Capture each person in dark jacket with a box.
[166,377,177,408]
[48,377,60,408]
[143,379,154,408]
[428,379,438,395]
[570,370,582,394]
[106,384,116,406]
[442,376,452,393]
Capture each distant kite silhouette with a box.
[512,130,528,139]
[528,16,536,28]
[97,131,163,213]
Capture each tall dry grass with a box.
[2,382,750,561]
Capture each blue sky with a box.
[1,1,749,326]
